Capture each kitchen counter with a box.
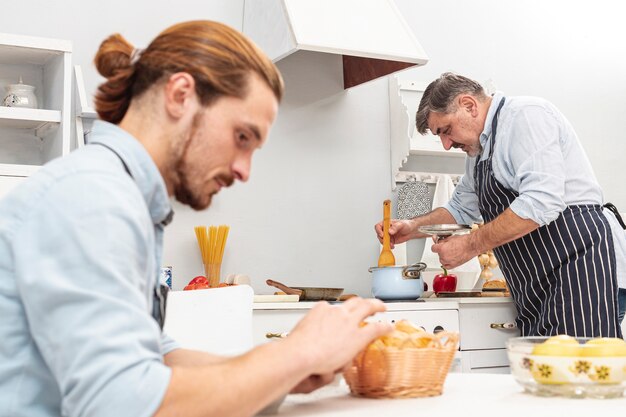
[276,373,623,416]
[423,295,514,304]
[253,297,513,310]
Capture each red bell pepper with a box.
[433,267,457,294]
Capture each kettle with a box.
[2,77,38,109]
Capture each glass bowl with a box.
[507,336,626,399]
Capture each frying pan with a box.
[266,279,344,301]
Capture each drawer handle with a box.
[490,322,516,329]
[266,332,289,339]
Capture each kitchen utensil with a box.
[265,279,344,301]
[436,291,482,298]
[378,199,395,267]
[368,262,427,300]
[419,224,471,242]
[418,224,471,237]
[2,76,38,109]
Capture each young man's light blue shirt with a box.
[0,121,178,417]
[444,92,626,288]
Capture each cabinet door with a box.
[0,176,24,198]
[252,310,308,346]
[371,310,459,334]
[459,302,519,350]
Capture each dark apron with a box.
[474,97,622,337]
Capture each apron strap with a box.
[88,142,169,330]
[604,202,626,230]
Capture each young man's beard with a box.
[172,113,211,210]
[175,170,234,211]
[175,176,213,211]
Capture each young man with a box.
[376,72,626,338]
[0,21,392,417]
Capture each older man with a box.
[376,72,626,338]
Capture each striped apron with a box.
[474,97,622,337]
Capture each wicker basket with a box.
[343,331,459,398]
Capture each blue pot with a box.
[368,262,427,301]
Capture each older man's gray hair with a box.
[415,73,488,135]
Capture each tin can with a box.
[160,266,173,289]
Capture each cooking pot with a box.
[368,262,427,300]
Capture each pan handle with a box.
[266,279,303,296]
[402,262,427,279]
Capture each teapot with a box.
[2,77,38,109]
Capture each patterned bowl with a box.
[507,336,626,399]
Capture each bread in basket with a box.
[343,320,459,398]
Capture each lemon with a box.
[530,335,580,385]
[532,335,580,357]
[581,337,626,357]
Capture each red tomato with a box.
[188,276,208,285]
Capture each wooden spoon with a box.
[378,199,396,267]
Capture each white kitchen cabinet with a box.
[253,299,519,374]
[457,300,519,373]
[0,33,72,190]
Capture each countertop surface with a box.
[253,297,513,310]
[276,373,623,416]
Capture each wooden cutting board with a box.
[253,294,300,303]
[436,291,508,298]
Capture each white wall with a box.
[395,0,626,209]
[0,0,244,96]
[1,1,624,297]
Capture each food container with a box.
[507,336,626,398]
[343,331,458,398]
[2,77,38,109]
[368,262,427,300]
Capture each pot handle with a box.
[402,262,427,279]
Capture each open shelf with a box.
[0,106,61,131]
[0,163,40,177]
[0,32,71,183]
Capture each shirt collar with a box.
[479,91,505,148]
[88,120,174,227]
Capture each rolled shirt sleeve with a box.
[444,157,483,225]
[161,333,180,356]
[500,105,567,226]
[15,173,171,417]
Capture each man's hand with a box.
[374,207,457,248]
[290,372,337,394]
[374,219,415,248]
[286,297,393,376]
[431,208,540,269]
[431,234,477,270]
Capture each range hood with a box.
[243,0,428,93]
